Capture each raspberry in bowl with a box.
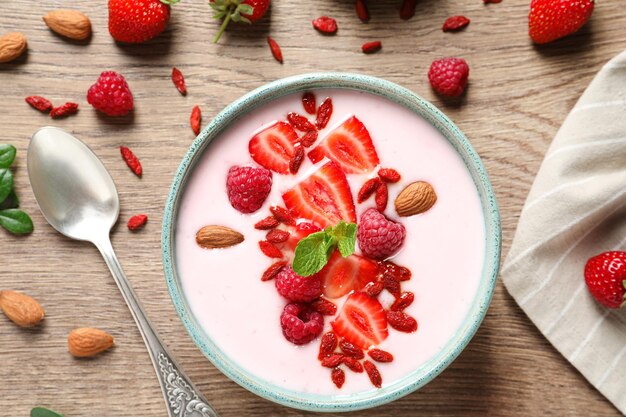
[162,73,501,412]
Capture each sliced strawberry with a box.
[284,222,322,253]
[331,292,388,350]
[282,161,356,227]
[249,121,299,174]
[319,251,378,299]
[308,116,379,174]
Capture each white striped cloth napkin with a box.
[502,50,626,414]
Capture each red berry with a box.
[355,0,369,22]
[266,229,290,244]
[302,92,316,115]
[315,98,333,129]
[342,356,364,373]
[442,15,470,32]
[249,121,299,175]
[289,145,305,174]
[280,302,324,345]
[375,182,388,212]
[261,261,287,281]
[364,281,384,297]
[127,214,148,231]
[108,0,170,43]
[87,71,133,116]
[259,240,283,259]
[391,292,414,311]
[300,130,318,148]
[267,36,283,63]
[378,168,401,183]
[331,292,388,350]
[120,146,142,177]
[584,251,626,309]
[363,360,382,388]
[529,0,594,44]
[331,367,345,388]
[318,251,379,299]
[270,205,296,226]
[358,178,382,203]
[171,67,187,95]
[339,340,365,359]
[50,102,79,119]
[399,0,417,20]
[312,16,338,34]
[357,208,406,260]
[226,166,272,213]
[25,96,53,113]
[311,297,337,316]
[382,261,412,281]
[368,348,393,363]
[275,266,322,302]
[254,216,279,230]
[190,105,202,135]
[287,112,316,132]
[386,310,418,333]
[383,273,401,298]
[321,353,344,368]
[361,41,381,54]
[318,331,338,359]
[428,57,469,97]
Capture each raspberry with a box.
[87,71,134,116]
[280,302,324,345]
[226,166,272,213]
[275,266,322,302]
[357,208,406,260]
[428,57,469,97]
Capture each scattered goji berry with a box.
[302,92,316,115]
[382,261,412,281]
[289,145,305,174]
[50,102,78,119]
[364,281,384,297]
[171,67,187,95]
[259,240,283,259]
[378,168,401,183]
[357,177,381,203]
[483,0,502,3]
[120,146,143,177]
[270,206,296,226]
[386,310,418,333]
[127,214,148,231]
[399,0,417,20]
[355,0,369,22]
[391,291,414,311]
[267,36,283,63]
[316,98,333,129]
[312,16,338,34]
[375,182,388,211]
[361,41,382,54]
[311,298,337,316]
[261,260,287,281]
[442,15,470,32]
[331,367,345,388]
[321,353,344,368]
[287,112,316,132]
[266,229,290,244]
[190,105,201,135]
[254,216,280,230]
[342,356,364,373]
[363,360,382,388]
[25,96,53,112]
[339,340,365,359]
[383,273,401,297]
[300,130,318,147]
[318,331,338,359]
[368,348,394,363]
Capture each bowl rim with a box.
[161,72,501,412]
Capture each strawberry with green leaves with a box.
[585,251,626,309]
[108,0,178,43]
[210,0,270,43]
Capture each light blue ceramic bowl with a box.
[162,73,501,413]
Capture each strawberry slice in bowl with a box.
[249,121,299,174]
[308,116,379,174]
[282,161,356,228]
[319,250,379,299]
[331,292,389,350]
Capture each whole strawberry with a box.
[428,57,469,97]
[87,71,134,116]
[584,251,626,309]
[109,0,177,43]
[210,0,270,43]
[529,0,594,44]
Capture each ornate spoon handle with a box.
[96,236,219,417]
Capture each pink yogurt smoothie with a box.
[174,89,486,395]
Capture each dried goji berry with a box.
[300,130,318,147]
[363,360,382,388]
[382,261,412,281]
[483,0,502,3]
[361,41,382,54]
[364,281,384,297]
[267,36,283,63]
[190,105,201,135]
[318,331,338,359]
[378,168,401,183]
[355,0,369,22]
[383,273,401,297]
[375,182,388,211]
[399,0,417,20]
[368,348,394,363]
[261,260,287,281]
[311,298,337,316]
[287,112,316,132]
[259,240,283,259]
[127,214,148,231]
[302,92,316,115]
[321,353,344,368]
[50,102,78,119]
[312,16,338,34]
[391,291,414,311]
[339,340,365,359]
[331,367,345,388]
[289,145,305,174]
[255,216,279,230]
[270,206,296,226]
[266,229,290,244]
[171,67,187,95]
[358,177,381,203]
[316,98,333,129]
[386,310,418,333]
[442,15,470,32]
[25,96,53,112]
[342,356,364,373]
[120,146,142,177]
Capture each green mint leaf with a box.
[0,209,33,234]
[0,144,16,169]
[0,168,14,204]
[31,407,65,417]
[293,231,335,276]
[0,190,19,210]
[327,221,357,257]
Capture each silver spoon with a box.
[28,126,219,417]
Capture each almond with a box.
[68,327,115,357]
[196,225,244,249]
[43,10,92,41]
[0,32,27,63]
[0,290,45,327]
[394,181,437,217]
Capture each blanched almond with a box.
[68,328,114,357]
[394,181,437,217]
[43,10,92,40]
[196,225,244,249]
[0,290,45,327]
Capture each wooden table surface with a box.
[1,0,625,415]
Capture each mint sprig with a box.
[293,221,357,276]
[0,144,33,235]
[31,407,65,417]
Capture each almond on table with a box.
[0,290,45,327]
